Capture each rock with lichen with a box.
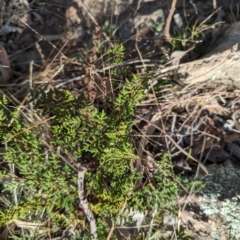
[171,163,240,239]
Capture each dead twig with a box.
[213,0,217,9]
[77,163,97,240]
[17,17,68,61]
[137,114,209,174]
[165,0,178,43]
[75,0,114,48]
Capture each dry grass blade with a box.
[142,74,240,173]
[0,220,44,239]
[147,116,208,174]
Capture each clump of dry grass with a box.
[136,78,240,177]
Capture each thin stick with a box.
[139,116,209,174]
[135,41,146,71]
[17,17,67,60]
[106,201,127,240]
[75,0,114,48]
[165,0,178,43]
[77,163,97,239]
[213,0,217,9]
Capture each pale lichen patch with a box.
[197,164,240,239]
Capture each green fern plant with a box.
[0,42,194,239]
[0,73,145,237]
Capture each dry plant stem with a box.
[165,0,178,43]
[44,36,70,73]
[153,65,178,78]
[166,132,208,174]
[7,159,18,206]
[137,112,162,159]
[197,8,223,31]
[135,41,146,70]
[177,103,201,132]
[77,163,97,239]
[232,110,240,130]
[104,217,124,240]
[75,0,114,48]
[152,87,170,150]
[29,61,34,122]
[43,58,159,93]
[17,16,78,74]
[3,116,55,144]
[169,45,196,65]
[138,116,208,174]
[0,219,44,239]
[96,59,160,73]
[177,135,207,233]
[40,139,77,171]
[17,17,68,60]
[213,0,217,9]
[106,201,127,240]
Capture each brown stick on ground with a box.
[165,0,178,43]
